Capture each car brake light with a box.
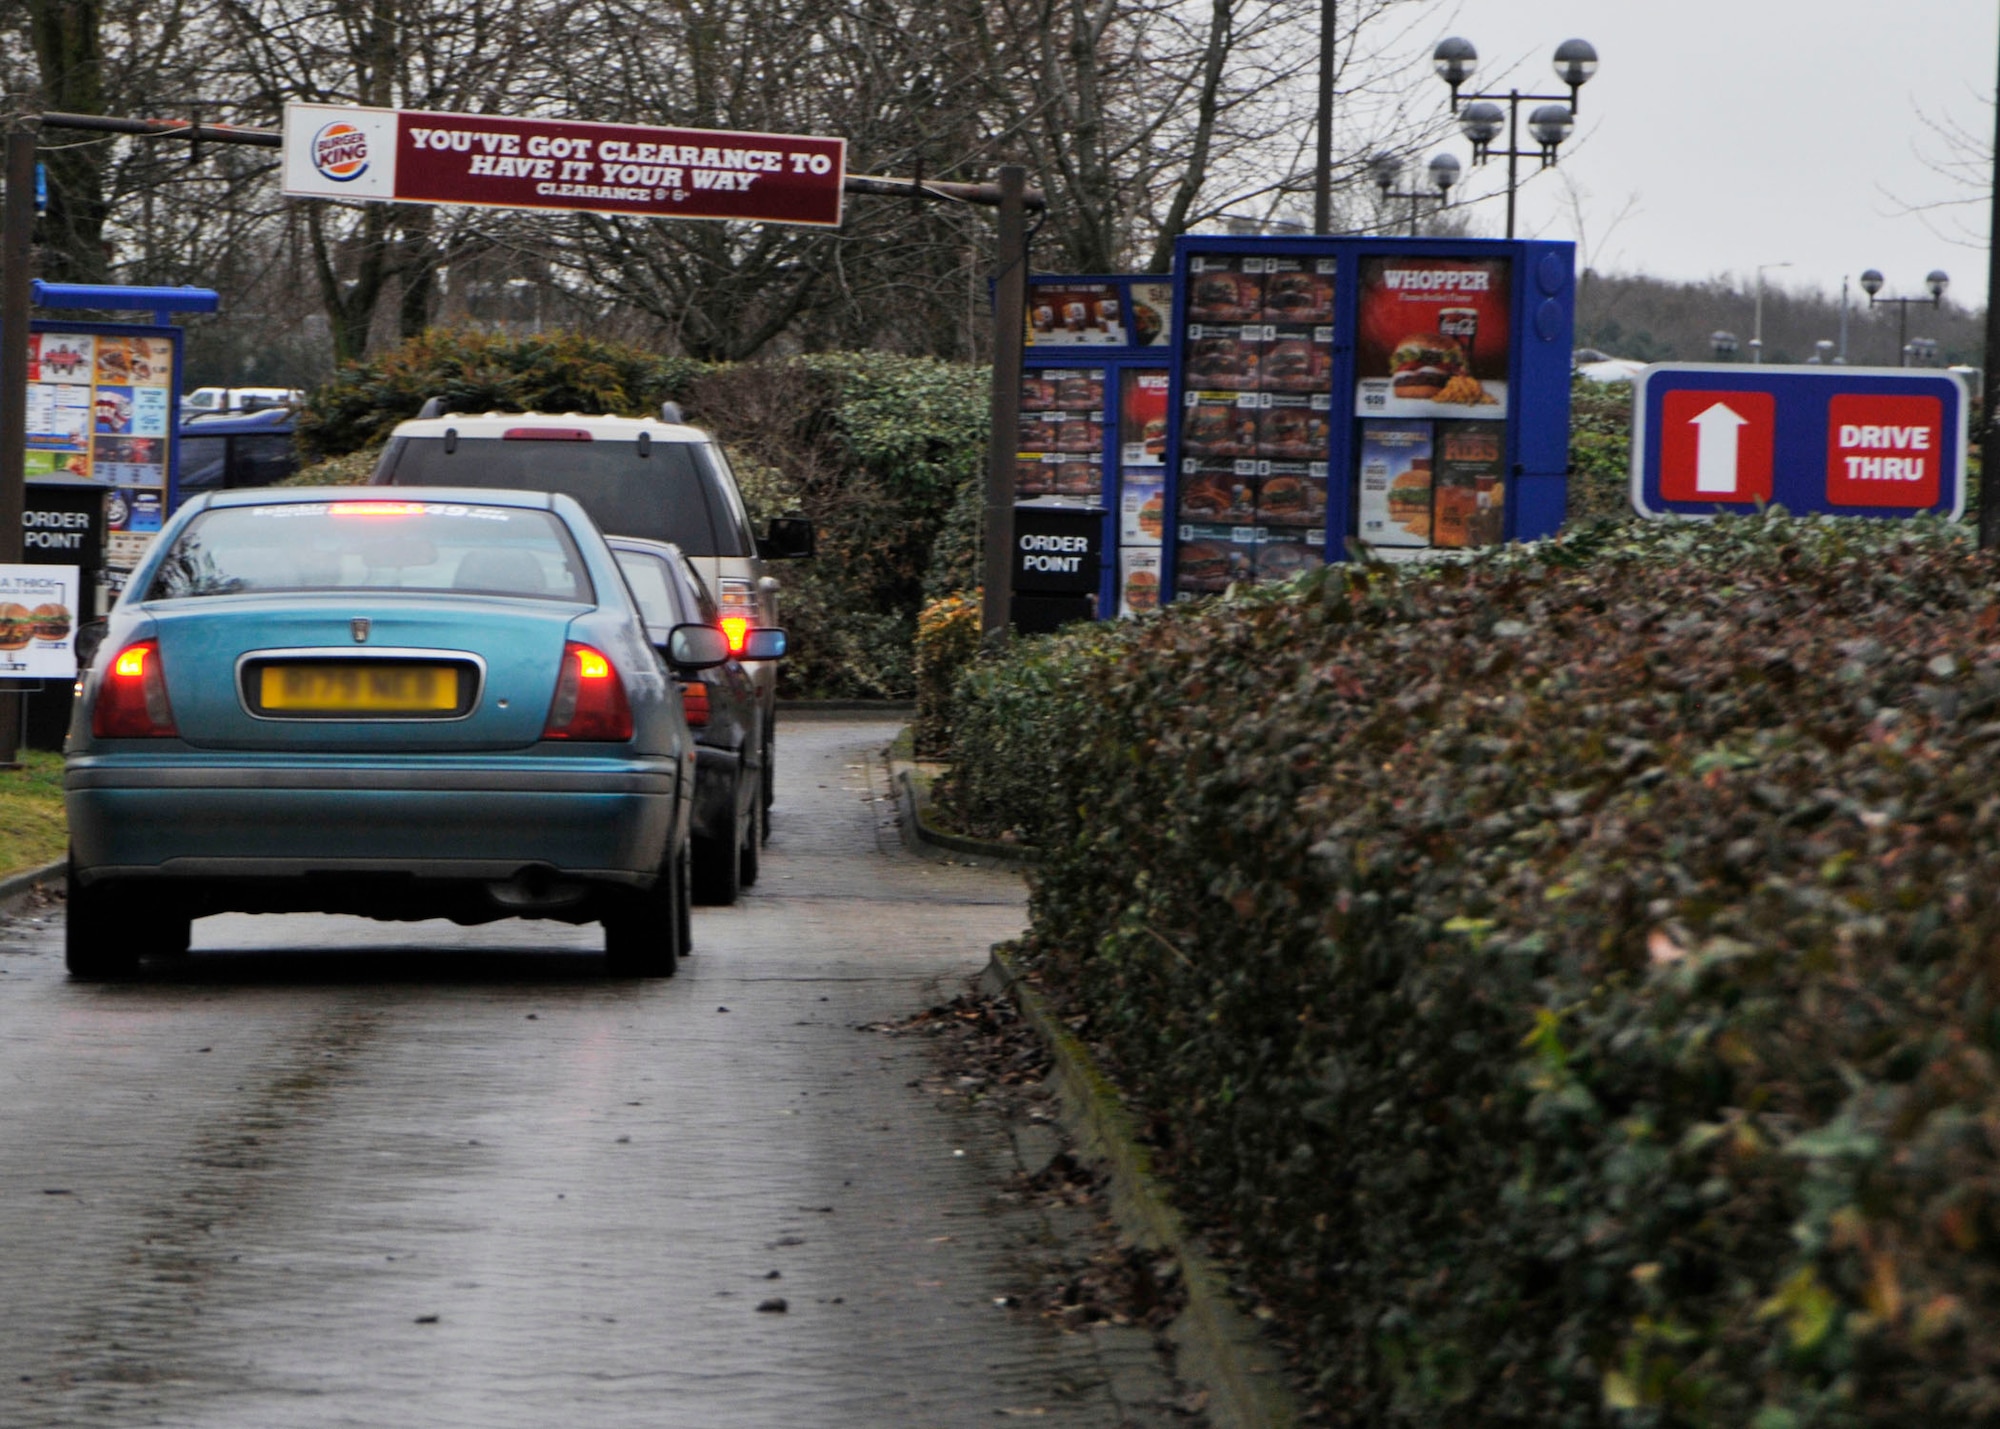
[678,681,710,727]
[92,640,177,737]
[329,500,428,517]
[720,617,749,655]
[543,642,633,741]
[502,427,592,441]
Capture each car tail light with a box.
[719,617,749,655]
[543,642,633,741]
[678,681,710,727]
[92,640,177,737]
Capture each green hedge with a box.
[950,516,2000,1425]
[295,332,987,698]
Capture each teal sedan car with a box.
[64,488,730,980]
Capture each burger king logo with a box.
[311,121,370,182]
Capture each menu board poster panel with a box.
[1434,420,1507,549]
[1027,281,1126,345]
[1354,256,1510,419]
[0,562,81,679]
[1128,283,1173,347]
[1174,521,1261,594]
[1119,546,1162,615]
[26,328,177,488]
[1356,419,1433,548]
[1120,473,1165,546]
[1119,370,1170,465]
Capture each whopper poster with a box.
[1354,256,1511,420]
[0,564,80,680]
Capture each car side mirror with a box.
[664,623,730,670]
[757,516,815,560]
[740,628,787,661]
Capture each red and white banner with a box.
[282,104,846,227]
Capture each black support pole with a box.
[1313,0,1335,233]
[1984,21,2000,548]
[0,123,36,769]
[982,165,1028,643]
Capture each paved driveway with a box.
[0,717,1183,1427]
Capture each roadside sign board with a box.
[1631,364,1966,520]
[0,563,79,682]
[282,103,846,227]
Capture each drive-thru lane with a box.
[0,716,1185,1427]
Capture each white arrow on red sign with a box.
[1690,401,1749,494]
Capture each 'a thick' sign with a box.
[282,104,846,227]
[1630,364,1967,521]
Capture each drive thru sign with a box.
[1631,364,1966,520]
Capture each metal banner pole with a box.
[981,164,1027,643]
[1984,27,2000,548]
[0,123,36,768]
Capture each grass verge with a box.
[0,750,65,880]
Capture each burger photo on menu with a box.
[1181,395,1258,458]
[1120,475,1166,546]
[1120,548,1163,615]
[0,602,32,651]
[1174,534,1250,594]
[1053,413,1103,454]
[1015,455,1054,497]
[1020,376,1053,411]
[1051,370,1104,410]
[1184,329,1260,390]
[1435,420,1506,548]
[1256,538,1324,582]
[1176,466,1256,523]
[30,603,71,642]
[1259,329,1332,393]
[1257,397,1331,461]
[1354,256,1511,419]
[1185,258,1263,323]
[1054,461,1101,497]
[1260,262,1336,323]
[1256,463,1327,526]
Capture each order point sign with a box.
[1632,365,1965,521]
[283,103,846,227]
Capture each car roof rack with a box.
[659,401,684,424]
[417,396,454,419]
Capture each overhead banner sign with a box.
[1630,364,1967,520]
[282,103,846,227]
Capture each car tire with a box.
[675,839,693,958]
[739,786,762,888]
[603,851,681,978]
[691,772,742,907]
[64,861,143,978]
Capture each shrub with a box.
[912,592,984,757]
[1568,374,1634,526]
[953,516,2000,1425]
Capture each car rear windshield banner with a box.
[1354,256,1510,419]
[283,103,847,227]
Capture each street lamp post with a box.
[1860,268,1949,367]
[1368,151,1460,236]
[1433,36,1596,239]
[1751,261,1792,364]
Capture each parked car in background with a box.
[370,404,814,819]
[609,535,785,906]
[64,486,733,980]
[177,406,299,495]
[182,386,303,415]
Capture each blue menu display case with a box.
[1016,274,1176,618]
[1161,235,1575,600]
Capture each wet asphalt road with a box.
[0,717,1181,1428]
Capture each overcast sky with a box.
[1414,0,1997,313]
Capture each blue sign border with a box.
[1630,363,1967,521]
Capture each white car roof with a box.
[387,412,710,441]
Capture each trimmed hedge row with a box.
[948,516,2000,1426]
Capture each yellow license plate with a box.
[259,663,460,713]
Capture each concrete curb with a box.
[893,767,1039,865]
[0,858,65,915]
[981,945,1299,1429]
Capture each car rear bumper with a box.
[67,753,684,885]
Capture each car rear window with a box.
[375,435,752,557]
[612,548,691,629]
[147,500,594,603]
